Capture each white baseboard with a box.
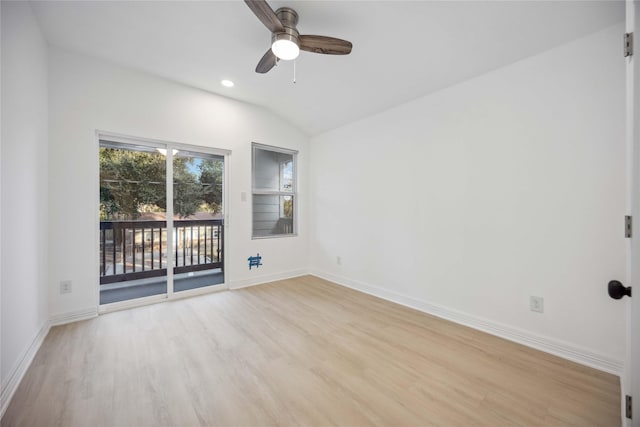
[229,269,308,290]
[310,270,624,376]
[1,321,50,418]
[49,307,97,326]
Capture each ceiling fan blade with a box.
[299,35,352,55]
[256,49,278,73]
[244,0,284,33]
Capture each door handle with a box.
[608,280,632,299]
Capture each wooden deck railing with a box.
[99,219,223,284]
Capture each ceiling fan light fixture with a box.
[271,34,299,60]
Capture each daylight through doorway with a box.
[98,138,225,305]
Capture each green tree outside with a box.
[100,147,223,220]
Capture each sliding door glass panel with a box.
[99,141,168,304]
[172,150,224,292]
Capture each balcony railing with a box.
[99,219,223,284]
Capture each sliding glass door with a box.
[98,138,225,306]
[172,149,224,293]
[99,141,168,304]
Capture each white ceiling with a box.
[31,0,624,136]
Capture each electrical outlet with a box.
[60,280,72,294]
[336,256,342,265]
[530,296,544,313]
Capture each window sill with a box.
[251,233,298,240]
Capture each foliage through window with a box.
[99,141,223,220]
[252,143,297,238]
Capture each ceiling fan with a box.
[244,0,353,74]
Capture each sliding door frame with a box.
[95,130,230,313]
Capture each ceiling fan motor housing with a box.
[272,7,299,47]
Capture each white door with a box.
[628,1,640,425]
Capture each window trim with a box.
[251,142,298,239]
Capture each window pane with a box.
[172,150,225,292]
[253,195,294,237]
[253,147,294,192]
[99,143,166,221]
[99,141,167,304]
[281,159,293,192]
[252,143,296,238]
[172,151,223,219]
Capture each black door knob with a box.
[608,280,632,299]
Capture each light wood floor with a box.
[2,275,620,426]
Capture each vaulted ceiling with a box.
[31,1,624,135]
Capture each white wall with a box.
[48,48,309,318]
[1,0,49,404]
[310,24,627,369]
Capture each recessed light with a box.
[221,79,234,88]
